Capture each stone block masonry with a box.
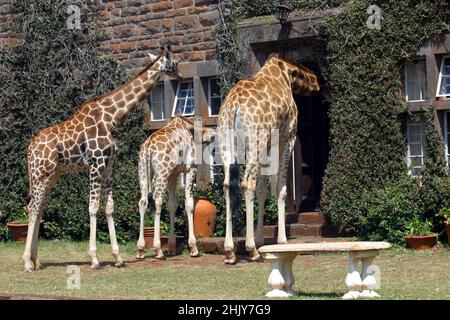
[0,1,225,73]
[96,0,223,74]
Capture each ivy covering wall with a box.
[0,0,145,242]
[215,0,449,243]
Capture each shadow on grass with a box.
[293,290,343,299]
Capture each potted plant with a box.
[404,217,437,250]
[193,190,217,239]
[6,207,43,242]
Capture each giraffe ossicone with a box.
[22,46,181,272]
[217,53,320,264]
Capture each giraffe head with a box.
[268,54,320,96]
[148,46,182,79]
[290,64,320,96]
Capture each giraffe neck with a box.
[100,58,163,128]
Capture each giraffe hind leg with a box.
[103,159,124,268]
[22,175,54,272]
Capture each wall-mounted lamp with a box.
[275,4,293,25]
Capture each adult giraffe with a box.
[136,115,214,260]
[217,54,320,264]
[23,46,181,272]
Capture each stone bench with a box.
[258,241,392,299]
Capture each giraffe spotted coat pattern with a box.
[136,115,214,260]
[217,54,320,264]
[23,47,181,272]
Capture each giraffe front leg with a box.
[153,187,165,260]
[184,168,199,257]
[223,164,236,265]
[88,168,102,269]
[137,194,148,259]
[276,139,295,245]
[255,175,268,248]
[136,155,149,259]
[103,169,123,268]
[167,177,178,256]
[243,164,260,261]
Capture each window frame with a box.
[436,55,450,98]
[149,83,165,121]
[172,80,195,117]
[406,116,426,177]
[208,77,222,117]
[404,58,427,102]
[445,111,450,168]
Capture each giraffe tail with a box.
[229,106,242,223]
[229,161,241,222]
[145,155,156,212]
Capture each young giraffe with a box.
[217,54,320,264]
[136,115,215,259]
[23,47,181,272]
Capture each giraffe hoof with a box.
[251,254,263,262]
[189,248,200,258]
[155,254,166,260]
[224,258,237,265]
[24,267,34,273]
[115,260,124,268]
[91,263,103,270]
[136,253,146,260]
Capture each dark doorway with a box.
[290,94,330,212]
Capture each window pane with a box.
[149,84,164,120]
[407,116,425,176]
[210,97,221,116]
[409,143,422,156]
[443,58,450,75]
[405,60,426,101]
[209,78,222,116]
[438,57,450,96]
[210,79,221,97]
[412,167,422,177]
[173,81,195,116]
[440,76,450,95]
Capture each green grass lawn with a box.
[0,240,449,299]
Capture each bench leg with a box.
[281,256,295,295]
[266,254,295,297]
[342,252,362,300]
[360,256,380,298]
[343,251,380,299]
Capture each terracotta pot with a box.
[6,221,44,242]
[405,235,437,250]
[144,226,154,238]
[445,221,450,246]
[193,196,217,238]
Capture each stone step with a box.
[285,211,325,225]
[298,211,326,225]
[197,236,338,255]
[263,223,323,238]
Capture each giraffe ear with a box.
[148,52,158,61]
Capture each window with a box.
[437,56,450,97]
[208,78,222,117]
[172,80,195,116]
[444,112,450,167]
[404,59,427,102]
[148,83,165,121]
[406,116,425,177]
